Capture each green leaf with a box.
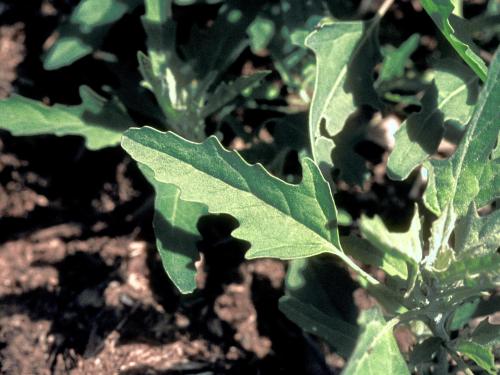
[469,318,500,348]
[306,19,381,181]
[341,308,409,375]
[248,16,275,52]
[279,295,357,358]
[423,50,500,217]
[388,60,478,180]
[455,341,496,375]
[455,204,500,255]
[200,71,270,119]
[139,164,207,294]
[377,33,420,84]
[353,207,422,292]
[121,126,344,260]
[280,257,358,357]
[420,0,488,81]
[434,251,500,286]
[0,86,134,150]
[360,208,422,265]
[342,235,407,280]
[44,0,141,70]
[449,299,480,330]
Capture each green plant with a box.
[0,0,498,373]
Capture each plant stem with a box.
[376,0,395,20]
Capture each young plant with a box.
[0,0,498,373]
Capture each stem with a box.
[335,251,380,285]
[375,0,395,20]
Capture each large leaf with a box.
[121,126,344,261]
[388,60,478,180]
[44,0,141,70]
[424,50,500,218]
[279,257,358,357]
[0,86,134,150]
[139,164,207,294]
[420,0,488,81]
[341,308,409,375]
[306,19,381,181]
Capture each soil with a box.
[0,129,343,374]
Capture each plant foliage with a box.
[0,0,498,372]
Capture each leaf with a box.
[455,205,500,256]
[342,235,407,281]
[423,50,500,217]
[306,19,381,181]
[0,86,134,150]
[360,208,422,265]
[279,257,358,357]
[121,126,345,261]
[434,251,500,286]
[354,207,422,291]
[44,0,141,70]
[248,16,275,52]
[469,318,500,348]
[377,33,420,84]
[449,299,480,330]
[200,71,270,119]
[455,341,496,375]
[279,296,357,358]
[420,0,488,81]
[341,308,409,375]
[388,60,478,180]
[139,164,207,294]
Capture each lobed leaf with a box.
[121,126,343,260]
[388,60,478,180]
[306,19,381,183]
[424,50,500,217]
[0,86,134,150]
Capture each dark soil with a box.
[0,128,344,374]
